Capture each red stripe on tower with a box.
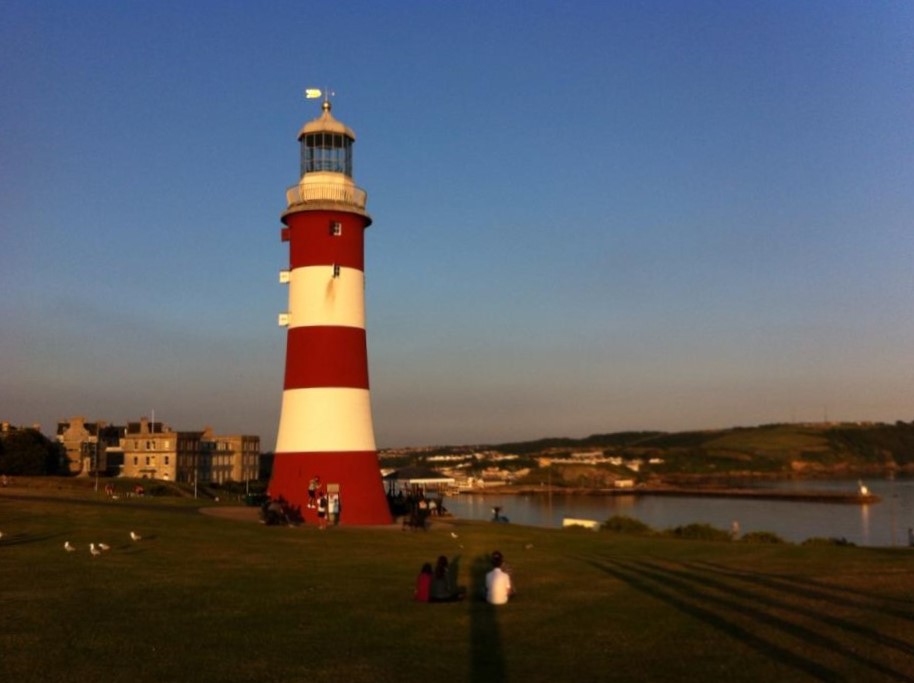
[268,95,392,525]
[284,326,369,389]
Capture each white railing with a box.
[286,182,367,209]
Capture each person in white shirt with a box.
[485,550,513,605]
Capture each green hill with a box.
[484,422,914,482]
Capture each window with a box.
[333,264,341,278]
[133,456,138,466]
[300,133,353,176]
[330,221,342,236]
[165,456,170,465]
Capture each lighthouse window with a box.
[301,133,353,176]
[330,221,342,236]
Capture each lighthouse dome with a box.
[298,100,356,140]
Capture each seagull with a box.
[130,531,142,542]
[450,532,459,539]
[98,543,111,551]
[524,543,534,550]
[64,541,76,552]
[89,543,101,557]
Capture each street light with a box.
[94,434,99,493]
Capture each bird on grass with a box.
[64,541,76,552]
[130,531,142,542]
[89,543,101,557]
[450,532,459,539]
[98,543,111,551]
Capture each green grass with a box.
[3,482,914,682]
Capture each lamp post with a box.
[94,435,99,492]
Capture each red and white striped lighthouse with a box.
[268,95,391,525]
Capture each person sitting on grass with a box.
[485,550,514,605]
[430,555,464,602]
[415,562,433,602]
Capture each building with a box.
[268,93,390,524]
[121,418,200,481]
[56,417,124,476]
[119,418,260,485]
[199,428,261,484]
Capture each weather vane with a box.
[305,87,335,105]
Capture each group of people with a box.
[414,550,514,605]
[307,476,340,529]
[414,555,464,603]
[389,490,447,529]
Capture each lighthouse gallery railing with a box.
[286,182,367,209]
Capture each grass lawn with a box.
[2,480,914,682]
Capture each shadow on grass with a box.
[631,559,914,679]
[690,559,914,613]
[0,530,65,547]
[469,554,505,682]
[587,558,914,682]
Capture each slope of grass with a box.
[2,486,914,682]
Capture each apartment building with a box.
[120,418,260,484]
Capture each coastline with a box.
[455,485,880,505]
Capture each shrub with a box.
[601,515,654,535]
[740,531,786,544]
[802,537,856,547]
[664,523,732,542]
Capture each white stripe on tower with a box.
[276,388,375,452]
[287,266,365,328]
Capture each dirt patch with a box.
[200,506,262,523]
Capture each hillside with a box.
[386,422,914,486]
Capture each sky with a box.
[2,1,913,449]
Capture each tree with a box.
[0,428,64,475]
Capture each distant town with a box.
[380,420,914,491]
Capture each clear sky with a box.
[2,1,912,449]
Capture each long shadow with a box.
[586,557,842,681]
[469,554,506,682]
[691,559,914,615]
[0,530,66,547]
[623,559,914,682]
[668,561,914,658]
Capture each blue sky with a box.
[2,1,912,448]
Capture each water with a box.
[442,476,914,548]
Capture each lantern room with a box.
[298,100,355,177]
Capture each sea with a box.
[442,475,914,548]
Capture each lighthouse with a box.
[268,95,391,525]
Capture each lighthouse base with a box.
[268,451,392,525]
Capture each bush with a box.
[802,537,856,547]
[146,484,178,497]
[740,531,786,544]
[601,515,654,535]
[664,523,732,542]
